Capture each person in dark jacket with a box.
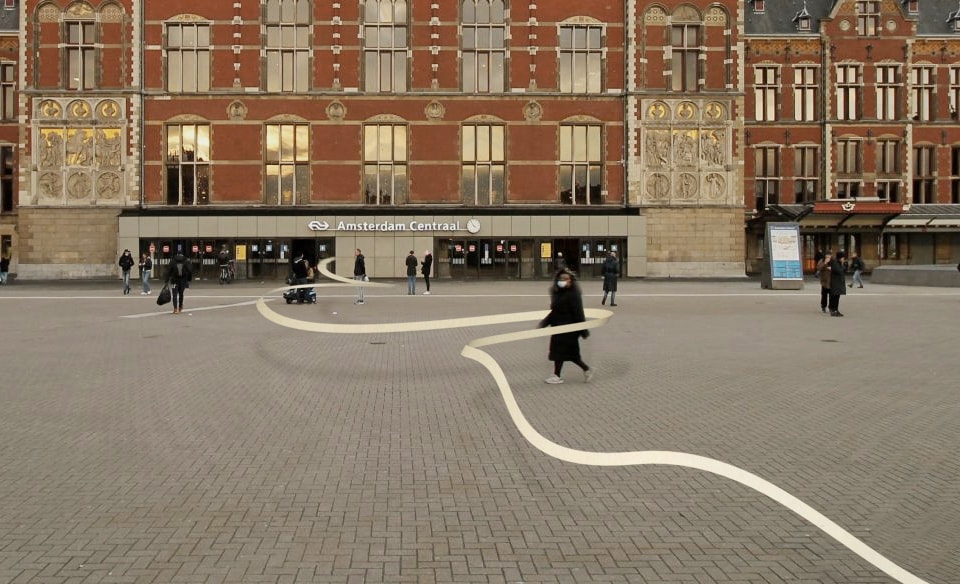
[828,251,847,317]
[118,249,135,295]
[353,249,366,305]
[848,253,865,288]
[538,270,594,384]
[421,250,433,295]
[165,253,192,314]
[600,251,620,306]
[405,250,418,295]
[290,254,310,303]
[815,251,832,313]
[138,253,153,295]
[0,254,9,286]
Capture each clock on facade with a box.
[466,219,481,234]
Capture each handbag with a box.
[156,285,172,306]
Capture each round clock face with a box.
[466,219,481,234]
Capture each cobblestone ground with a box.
[0,278,957,584]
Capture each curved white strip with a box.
[255,259,929,584]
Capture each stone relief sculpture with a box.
[645,131,671,167]
[97,172,121,199]
[66,130,94,167]
[38,173,62,199]
[39,132,64,170]
[66,171,92,200]
[677,173,698,199]
[705,173,726,200]
[673,131,697,166]
[95,129,122,168]
[646,173,670,200]
[700,130,725,167]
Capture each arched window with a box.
[63,2,97,90]
[462,0,506,92]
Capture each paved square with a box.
[1,277,958,583]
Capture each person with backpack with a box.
[118,249,135,295]
[600,251,620,306]
[848,253,865,289]
[165,253,192,314]
[138,253,153,295]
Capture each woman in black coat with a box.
[827,251,847,317]
[601,251,620,306]
[165,253,193,314]
[538,270,594,384]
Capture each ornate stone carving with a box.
[700,130,725,166]
[645,130,671,167]
[705,7,727,26]
[66,170,93,200]
[646,174,670,201]
[65,129,94,167]
[676,101,698,121]
[168,14,208,22]
[647,101,669,120]
[39,100,63,119]
[704,102,725,121]
[227,100,248,121]
[425,100,445,121]
[96,172,122,199]
[326,101,346,121]
[704,173,726,200]
[95,129,122,168]
[673,130,698,166]
[644,7,666,25]
[38,173,63,199]
[97,100,121,119]
[101,4,124,23]
[523,101,543,122]
[38,5,61,22]
[677,173,699,200]
[672,5,701,22]
[68,100,92,120]
[66,2,95,17]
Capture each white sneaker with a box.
[584,367,595,383]
[544,375,564,384]
[141,292,147,295]
[423,291,431,295]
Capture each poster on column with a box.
[763,222,804,290]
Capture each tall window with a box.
[910,66,934,121]
[951,146,960,204]
[754,146,779,211]
[670,24,699,92]
[559,125,602,205]
[363,0,407,92]
[0,62,13,120]
[559,24,603,93]
[912,146,936,204]
[856,1,879,36]
[876,139,901,201]
[166,23,211,92]
[165,124,210,205]
[462,125,505,205]
[65,20,96,90]
[794,66,817,121]
[266,124,309,205]
[363,124,407,204]
[462,0,506,93]
[836,65,860,120]
[836,139,861,198]
[1,145,12,213]
[875,65,898,120]
[794,146,819,203]
[265,0,311,92]
[754,66,778,121]
[950,67,960,119]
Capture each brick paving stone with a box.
[0,280,958,583]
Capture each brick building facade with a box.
[2,1,958,280]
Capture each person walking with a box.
[848,253,865,288]
[353,248,366,305]
[600,251,620,306]
[118,249,135,295]
[828,251,847,317]
[815,251,832,313]
[405,250,418,295]
[139,253,153,295]
[0,254,9,286]
[554,252,567,272]
[291,254,310,303]
[165,252,192,314]
[421,250,433,295]
[538,270,594,384]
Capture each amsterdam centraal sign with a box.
[307,218,481,233]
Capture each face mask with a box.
[556,280,568,288]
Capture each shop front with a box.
[118,210,644,281]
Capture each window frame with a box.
[793,145,819,203]
[1,144,13,213]
[950,145,960,204]
[670,23,700,93]
[559,124,603,205]
[950,67,960,120]
[0,62,14,121]
[754,66,778,122]
[836,64,861,121]
[165,22,212,93]
[461,124,506,206]
[912,145,936,204]
[363,123,408,205]
[264,0,312,93]
[875,65,899,121]
[363,0,409,93]
[793,65,818,121]
[265,123,310,205]
[835,139,862,198]
[558,23,604,94]
[856,0,880,36]
[165,123,211,205]
[754,145,780,211]
[64,19,97,90]
[461,0,507,93]
[876,139,901,201]
[910,66,935,121]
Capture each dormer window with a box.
[793,5,812,31]
[906,0,918,14]
[2,0,13,10]
[949,8,960,32]
[752,0,765,14]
